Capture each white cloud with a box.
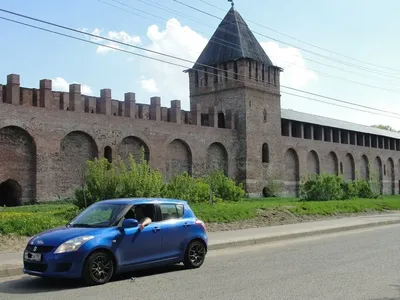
[52,77,93,95]
[88,28,141,54]
[140,77,159,93]
[83,18,316,109]
[261,41,318,89]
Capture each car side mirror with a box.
[122,218,139,229]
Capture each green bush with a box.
[203,170,245,202]
[74,149,245,208]
[300,173,344,201]
[300,173,379,201]
[161,172,212,204]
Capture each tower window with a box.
[263,109,267,123]
[262,64,265,82]
[204,67,208,86]
[213,65,218,84]
[255,63,258,81]
[223,62,228,81]
[233,61,238,79]
[249,60,252,78]
[195,70,199,87]
[262,143,269,163]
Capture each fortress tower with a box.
[187,6,284,196]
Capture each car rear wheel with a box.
[183,240,206,269]
[82,250,114,286]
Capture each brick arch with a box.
[307,150,320,175]
[343,153,355,181]
[326,151,338,175]
[118,136,150,164]
[206,142,228,176]
[360,154,369,180]
[59,131,98,197]
[283,148,299,197]
[373,156,383,194]
[166,139,193,181]
[386,158,395,195]
[0,126,37,205]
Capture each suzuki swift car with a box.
[23,198,208,285]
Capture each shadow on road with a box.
[0,264,187,294]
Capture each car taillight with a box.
[195,219,207,232]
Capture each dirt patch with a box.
[205,208,398,232]
[0,234,29,252]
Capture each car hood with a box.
[28,226,105,247]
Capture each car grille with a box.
[25,245,54,253]
[24,262,48,272]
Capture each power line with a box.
[102,0,400,92]
[198,0,400,73]
[1,12,400,120]
[172,0,400,79]
[134,0,400,85]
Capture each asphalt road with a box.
[1,225,400,300]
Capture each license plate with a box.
[24,251,42,262]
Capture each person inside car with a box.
[124,205,152,230]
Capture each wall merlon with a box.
[69,83,81,111]
[124,92,136,118]
[171,100,181,124]
[150,96,161,121]
[7,74,20,85]
[39,79,52,90]
[190,103,201,125]
[171,100,181,109]
[6,73,20,105]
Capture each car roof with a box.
[95,198,188,206]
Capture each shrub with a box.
[300,173,380,201]
[161,172,211,204]
[203,170,245,202]
[300,173,343,201]
[74,149,246,207]
[119,153,164,198]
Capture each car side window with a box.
[160,204,184,221]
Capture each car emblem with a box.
[33,246,37,252]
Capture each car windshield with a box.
[68,203,127,228]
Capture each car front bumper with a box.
[23,250,86,279]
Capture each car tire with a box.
[82,250,115,286]
[183,240,206,269]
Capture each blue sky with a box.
[1,0,400,129]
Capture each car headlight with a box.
[54,236,94,254]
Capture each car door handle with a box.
[183,223,190,228]
[152,227,161,232]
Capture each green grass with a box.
[1,196,400,236]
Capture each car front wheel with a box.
[183,240,206,269]
[82,250,115,286]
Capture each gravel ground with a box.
[1,209,397,253]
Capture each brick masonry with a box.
[0,13,399,203]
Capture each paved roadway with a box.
[1,225,400,300]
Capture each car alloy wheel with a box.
[184,240,206,269]
[83,251,114,285]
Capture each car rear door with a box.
[157,202,191,262]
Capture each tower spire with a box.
[228,0,234,8]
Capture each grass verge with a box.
[1,196,400,236]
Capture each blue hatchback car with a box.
[22,198,208,285]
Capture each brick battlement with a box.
[1,74,236,130]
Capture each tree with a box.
[371,124,399,132]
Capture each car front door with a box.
[157,203,190,261]
[116,204,162,268]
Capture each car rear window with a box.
[160,203,184,220]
